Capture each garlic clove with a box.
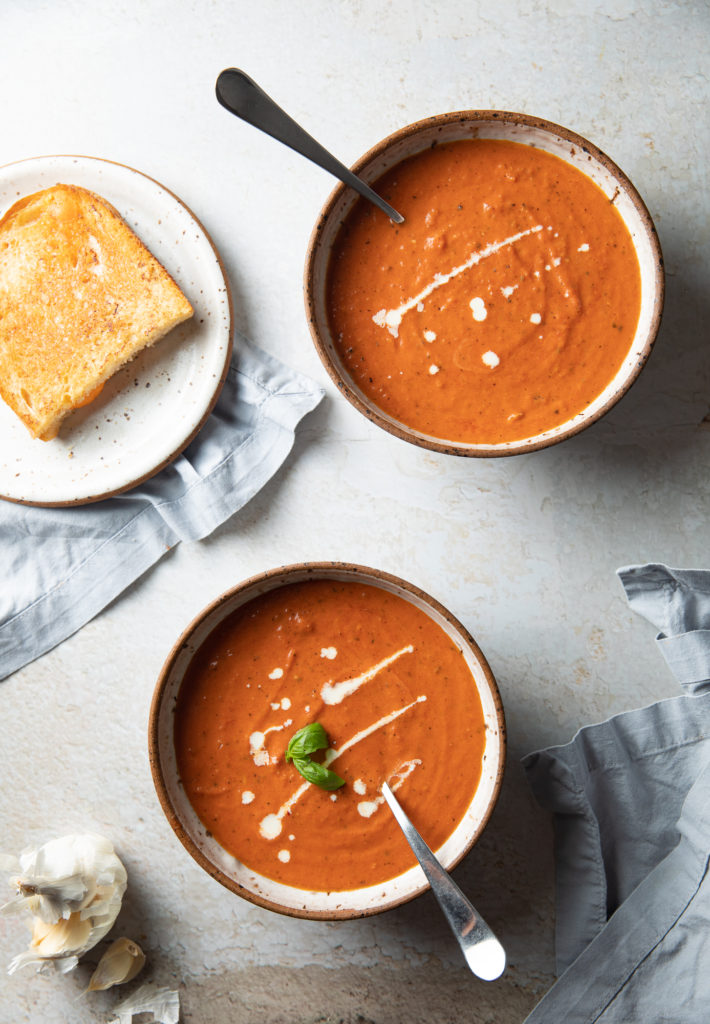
[88,937,145,992]
[31,912,93,956]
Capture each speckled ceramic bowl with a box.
[149,562,505,920]
[304,110,664,457]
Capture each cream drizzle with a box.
[320,645,414,705]
[357,758,422,819]
[250,719,293,767]
[372,224,544,337]
[258,697,427,840]
[470,296,487,322]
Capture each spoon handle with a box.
[215,68,404,224]
[381,783,506,981]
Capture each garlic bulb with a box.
[88,937,145,991]
[1,834,127,974]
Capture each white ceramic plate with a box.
[0,155,232,505]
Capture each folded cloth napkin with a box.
[0,334,323,682]
[522,564,710,1023]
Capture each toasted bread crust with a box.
[0,183,194,440]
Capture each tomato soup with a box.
[327,138,642,444]
[174,580,486,892]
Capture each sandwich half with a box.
[0,183,194,440]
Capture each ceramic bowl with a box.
[149,562,505,920]
[304,110,664,457]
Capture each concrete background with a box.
[0,1,708,1021]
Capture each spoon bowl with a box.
[381,781,506,981]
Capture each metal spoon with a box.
[381,782,506,981]
[215,68,404,224]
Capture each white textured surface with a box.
[0,1,708,1022]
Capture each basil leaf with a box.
[285,723,329,763]
[285,723,346,790]
[292,756,346,791]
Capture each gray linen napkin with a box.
[0,334,323,681]
[522,564,710,1023]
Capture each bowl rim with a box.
[304,108,665,457]
[148,560,507,920]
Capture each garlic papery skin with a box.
[109,983,180,1024]
[1,834,127,975]
[88,937,145,991]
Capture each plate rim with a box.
[0,153,234,507]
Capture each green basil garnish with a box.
[285,723,345,791]
[285,723,329,762]
[292,757,346,791]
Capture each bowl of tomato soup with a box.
[305,111,664,456]
[149,563,505,919]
